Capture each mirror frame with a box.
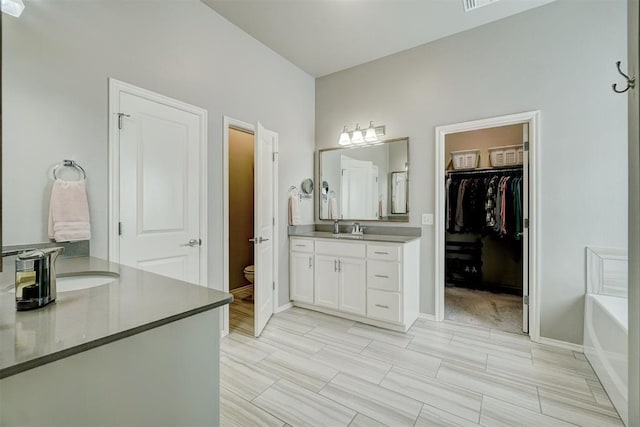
[318,137,410,222]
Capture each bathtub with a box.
[584,293,628,425]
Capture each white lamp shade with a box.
[365,126,377,142]
[338,131,351,146]
[1,0,24,17]
[351,124,364,144]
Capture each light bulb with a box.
[364,121,377,142]
[351,123,364,144]
[338,126,351,146]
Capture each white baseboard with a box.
[417,313,437,321]
[275,302,293,313]
[537,336,584,353]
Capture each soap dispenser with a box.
[15,247,64,311]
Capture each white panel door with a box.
[314,255,340,309]
[522,123,530,334]
[119,92,202,284]
[291,252,314,304]
[338,257,366,315]
[254,122,276,337]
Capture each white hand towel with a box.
[328,196,338,220]
[48,179,91,242]
[288,195,301,226]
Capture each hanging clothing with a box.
[445,169,523,238]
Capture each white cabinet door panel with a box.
[291,252,314,304]
[339,258,366,316]
[314,255,339,309]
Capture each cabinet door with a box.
[290,252,314,304]
[314,255,340,309]
[339,257,367,316]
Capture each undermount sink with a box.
[333,234,365,240]
[56,273,119,292]
[5,272,119,293]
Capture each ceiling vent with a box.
[463,0,499,12]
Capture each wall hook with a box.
[612,61,635,93]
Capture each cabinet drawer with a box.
[367,289,401,323]
[290,238,314,253]
[315,240,366,258]
[367,261,401,292]
[367,244,401,262]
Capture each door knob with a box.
[250,237,270,244]
[181,238,201,247]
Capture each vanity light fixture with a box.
[1,0,25,17]
[351,123,365,144]
[338,126,351,146]
[337,122,386,146]
[364,121,378,142]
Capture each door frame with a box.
[434,110,540,342]
[222,116,279,336]
[107,78,208,286]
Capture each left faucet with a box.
[11,247,65,311]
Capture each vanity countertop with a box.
[0,256,232,379]
[288,230,420,243]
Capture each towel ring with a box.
[53,160,87,181]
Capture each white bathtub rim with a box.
[587,293,628,333]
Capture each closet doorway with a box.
[435,111,540,339]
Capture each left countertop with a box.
[0,256,232,379]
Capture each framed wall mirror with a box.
[319,137,409,222]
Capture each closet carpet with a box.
[445,286,523,334]
[220,306,622,427]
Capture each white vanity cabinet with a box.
[314,241,366,316]
[289,235,420,331]
[289,238,314,304]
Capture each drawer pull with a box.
[375,304,390,309]
[295,244,306,247]
[374,274,389,278]
[374,251,389,255]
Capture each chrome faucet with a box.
[351,222,362,234]
[333,220,340,235]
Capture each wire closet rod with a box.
[446,166,523,176]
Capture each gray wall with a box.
[316,0,627,344]
[2,0,315,302]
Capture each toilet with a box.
[243,265,254,284]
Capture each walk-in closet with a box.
[444,124,528,334]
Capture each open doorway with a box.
[227,126,256,336]
[222,117,279,338]
[444,124,525,334]
[435,111,540,339]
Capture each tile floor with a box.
[222,302,623,427]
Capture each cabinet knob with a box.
[375,304,390,309]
